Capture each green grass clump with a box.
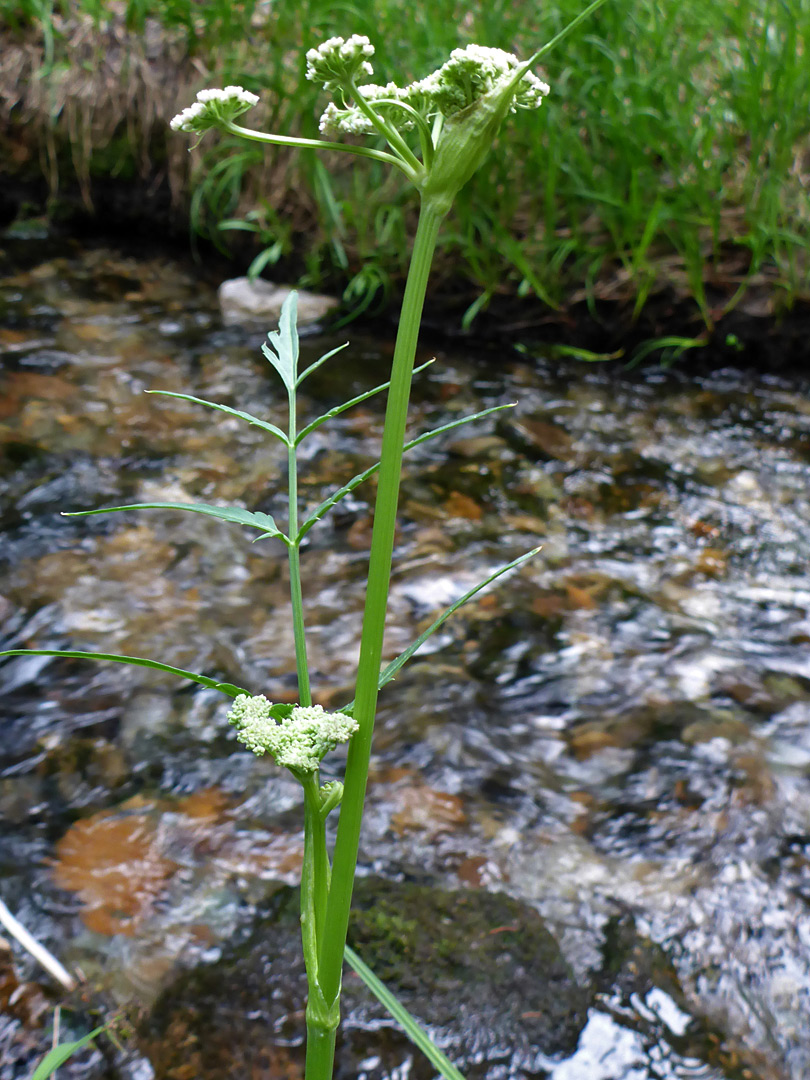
[3,0,809,323]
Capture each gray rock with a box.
[217,278,338,328]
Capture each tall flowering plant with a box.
[5,5,608,1078]
[172,43,552,1075]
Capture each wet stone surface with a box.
[2,232,810,1077]
[139,879,714,1080]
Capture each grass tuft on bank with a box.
[2,0,809,326]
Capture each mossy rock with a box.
[346,878,587,1069]
[139,879,587,1079]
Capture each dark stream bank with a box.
[1,232,810,1079]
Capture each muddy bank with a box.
[3,209,809,374]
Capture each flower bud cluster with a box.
[305,35,375,92]
[415,45,550,116]
[227,694,358,773]
[170,85,260,133]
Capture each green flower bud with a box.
[319,780,345,816]
[421,57,549,215]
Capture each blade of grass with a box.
[344,945,466,1080]
[30,1025,108,1080]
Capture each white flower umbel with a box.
[305,35,375,92]
[414,45,550,117]
[313,42,549,179]
[170,85,260,133]
[418,46,551,214]
[227,695,358,774]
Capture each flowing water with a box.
[1,231,810,1080]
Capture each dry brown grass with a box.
[0,11,316,232]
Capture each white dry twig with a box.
[0,898,76,991]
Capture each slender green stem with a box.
[287,389,311,707]
[305,1023,337,1080]
[224,121,413,176]
[288,545,311,705]
[430,113,444,145]
[317,196,445,1000]
[370,98,436,169]
[302,774,338,1080]
[346,81,425,178]
[300,781,319,980]
[303,774,330,948]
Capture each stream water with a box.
[1,231,810,1080]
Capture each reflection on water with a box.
[1,236,810,1078]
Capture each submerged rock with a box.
[136,879,737,1080]
[217,279,338,328]
[139,878,588,1079]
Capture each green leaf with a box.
[0,650,248,697]
[144,391,289,445]
[377,548,540,693]
[261,291,298,391]
[548,344,624,363]
[297,462,380,540]
[342,547,541,713]
[296,341,350,386]
[217,218,259,233]
[30,1025,108,1080]
[63,503,285,540]
[296,360,434,445]
[247,244,284,279]
[627,335,707,369]
[344,946,466,1080]
[461,289,492,331]
[297,403,513,540]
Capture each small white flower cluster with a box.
[415,45,550,116]
[316,42,549,136]
[318,82,411,136]
[305,35,375,92]
[170,85,260,133]
[227,694,358,773]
